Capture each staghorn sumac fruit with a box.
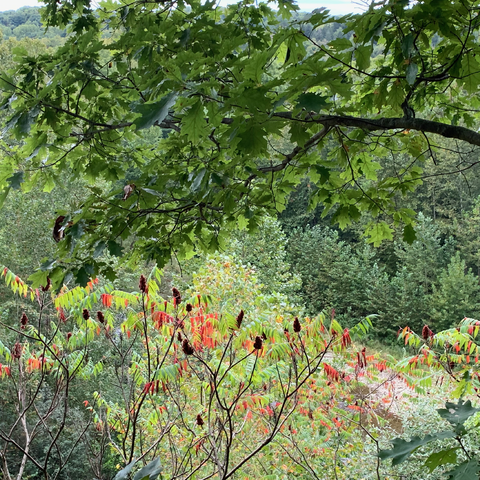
[82,309,90,320]
[341,328,351,348]
[196,414,204,427]
[253,336,263,350]
[422,324,433,340]
[139,274,148,294]
[97,311,105,323]
[12,342,22,360]
[20,312,28,329]
[236,310,244,328]
[58,307,67,323]
[172,287,182,306]
[293,317,301,333]
[182,339,194,355]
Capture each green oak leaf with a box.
[113,460,137,480]
[68,222,84,240]
[133,458,162,480]
[75,267,90,287]
[447,460,479,480]
[438,400,480,429]
[389,82,404,110]
[27,270,49,289]
[133,93,177,130]
[379,432,454,466]
[425,448,458,473]
[40,259,56,271]
[182,100,208,143]
[296,93,329,112]
[237,126,268,155]
[365,222,394,247]
[329,38,352,51]
[107,240,124,257]
[406,62,418,85]
[7,172,24,190]
[190,168,208,193]
[93,241,106,258]
[354,45,372,71]
[403,224,416,243]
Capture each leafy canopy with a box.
[3,0,480,285]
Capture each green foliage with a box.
[430,253,480,331]
[188,252,299,319]
[457,197,480,275]
[113,460,137,480]
[0,7,65,43]
[379,400,480,478]
[4,0,480,281]
[438,401,480,433]
[134,458,162,480]
[114,458,162,480]
[379,432,455,466]
[448,460,480,479]
[228,217,301,299]
[283,216,480,335]
[286,225,386,324]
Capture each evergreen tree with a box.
[287,226,382,325]
[229,217,301,299]
[429,253,480,331]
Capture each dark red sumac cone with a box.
[172,287,182,305]
[253,336,263,350]
[82,309,90,320]
[293,317,301,333]
[236,310,244,328]
[97,311,105,324]
[20,312,28,329]
[12,342,22,360]
[58,307,67,323]
[182,339,194,355]
[186,303,193,313]
[422,325,433,340]
[196,414,204,427]
[139,274,148,293]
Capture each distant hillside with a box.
[0,6,65,43]
[0,6,344,48]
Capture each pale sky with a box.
[1,0,359,15]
